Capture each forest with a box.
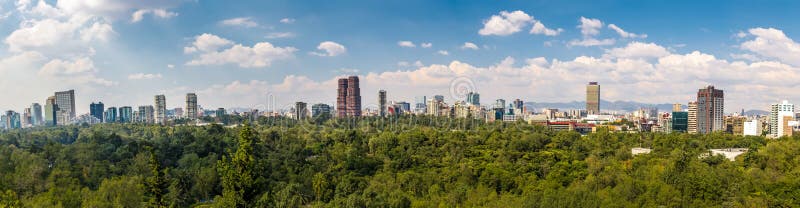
[0,115,797,207]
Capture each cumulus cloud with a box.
[739,27,800,66]
[183,33,233,54]
[530,21,563,36]
[184,33,297,68]
[5,17,115,53]
[421,42,432,48]
[479,10,562,37]
[461,42,479,50]
[437,50,449,55]
[578,17,603,37]
[38,57,114,86]
[311,41,347,57]
[219,17,258,27]
[131,9,178,22]
[568,17,616,47]
[605,42,669,59]
[398,41,416,48]
[479,10,533,36]
[127,73,163,80]
[608,24,647,38]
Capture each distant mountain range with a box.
[524,100,769,115]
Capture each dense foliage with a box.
[0,116,797,207]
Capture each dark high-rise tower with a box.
[337,76,362,117]
[696,85,724,134]
[378,90,387,117]
[346,76,362,116]
[337,78,348,117]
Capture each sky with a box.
[0,0,799,114]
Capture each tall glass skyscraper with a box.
[105,107,117,123]
[90,102,104,122]
[119,106,133,123]
[31,103,42,126]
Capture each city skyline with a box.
[1,1,800,114]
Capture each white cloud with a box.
[183,33,233,54]
[578,16,603,37]
[608,24,647,38]
[398,41,416,48]
[167,64,175,69]
[461,42,479,50]
[5,17,114,53]
[220,17,258,27]
[437,50,449,55]
[265,32,295,39]
[131,9,178,22]
[740,27,800,66]
[421,42,432,48]
[280,18,295,24]
[80,22,116,42]
[127,73,163,80]
[568,17,617,47]
[38,56,114,86]
[479,10,533,36]
[529,21,563,36]
[311,41,347,57]
[605,42,669,59]
[184,34,297,68]
[39,57,96,76]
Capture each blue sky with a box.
[1,0,799,114]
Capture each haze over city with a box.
[0,0,799,114]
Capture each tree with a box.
[217,123,257,207]
[145,147,168,207]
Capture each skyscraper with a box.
[378,90,387,117]
[4,111,20,129]
[294,102,308,120]
[415,96,427,114]
[336,76,362,117]
[31,103,42,126]
[22,108,31,127]
[44,96,58,126]
[586,82,600,115]
[513,99,524,110]
[495,99,506,109]
[696,86,724,134]
[216,108,226,118]
[155,95,167,124]
[346,76,362,117]
[90,102,104,122]
[186,93,198,119]
[688,102,698,134]
[672,111,688,132]
[105,107,117,123]
[138,106,154,123]
[434,95,445,103]
[337,78,348,117]
[119,106,133,123]
[55,90,76,125]
[466,92,480,106]
[312,103,332,118]
[770,100,794,138]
